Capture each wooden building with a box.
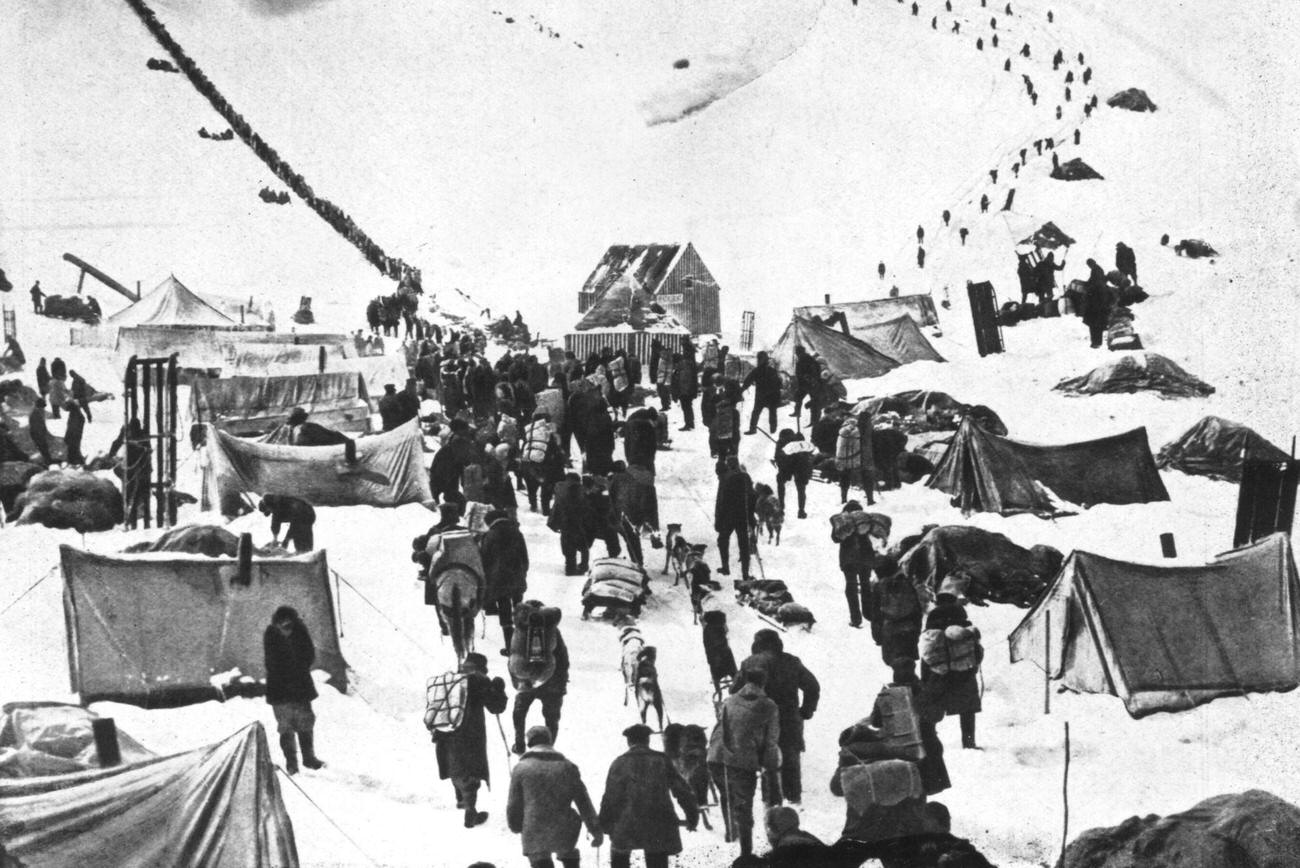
[578,243,721,335]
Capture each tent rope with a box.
[331,569,434,657]
[0,565,59,619]
[277,767,384,867]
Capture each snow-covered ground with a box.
[3,0,1300,866]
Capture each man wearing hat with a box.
[429,417,483,503]
[378,383,405,432]
[597,724,698,868]
[707,667,782,859]
[507,726,603,868]
[764,806,829,868]
[434,652,509,828]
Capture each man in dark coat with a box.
[835,501,876,628]
[714,456,756,578]
[582,475,621,558]
[741,351,783,435]
[507,726,603,867]
[566,376,601,453]
[774,429,814,519]
[873,555,924,666]
[1034,250,1066,303]
[63,400,86,466]
[791,346,820,422]
[27,398,52,464]
[68,371,95,421]
[922,595,984,750]
[434,652,509,828]
[674,341,699,431]
[1079,258,1115,348]
[35,358,50,399]
[377,383,406,431]
[764,806,829,868]
[429,418,482,502]
[285,407,357,462]
[1115,241,1137,284]
[263,605,323,774]
[583,398,616,476]
[548,472,592,576]
[599,724,698,868]
[481,510,529,653]
[623,407,659,473]
[259,494,316,552]
[732,629,820,804]
[708,667,781,858]
[30,281,43,314]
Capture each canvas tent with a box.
[1055,353,1215,398]
[0,702,155,778]
[205,419,431,509]
[794,293,940,330]
[190,371,372,436]
[1008,533,1300,717]
[1107,88,1158,112]
[855,315,945,364]
[928,417,1169,515]
[61,545,348,706]
[1050,158,1105,181]
[769,317,899,381]
[1157,416,1290,483]
[0,722,299,866]
[107,275,241,329]
[1018,221,1076,250]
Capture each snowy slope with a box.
[3,0,1300,866]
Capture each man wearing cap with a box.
[434,652,509,828]
[507,726,603,868]
[764,806,829,868]
[378,383,405,432]
[707,667,782,858]
[598,724,698,868]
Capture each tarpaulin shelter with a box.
[896,525,1062,607]
[855,315,945,364]
[1008,533,1300,717]
[1018,221,1076,250]
[794,293,940,330]
[928,417,1169,515]
[1157,416,1290,483]
[0,722,299,866]
[1107,88,1158,112]
[770,317,899,381]
[1055,353,1215,398]
[0,702,154,778]
[61,545,348,707]
[1050,158,1105,181]
[190,371,372,436]
[204,419,431,508]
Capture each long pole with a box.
[1044,609,1051,714]
[1061,721,1071,861]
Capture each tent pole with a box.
[1061,720,1071,861]
[1044,609,1051,715]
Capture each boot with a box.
[739,827,754,857]
[299,731,325,769]
[280,733,299,775]
[464,808,488,828]
[960,713,978,750]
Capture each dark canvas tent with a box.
[1055,353,1215,398]
[1050,158,1105,181]
[793,294,940,329]
[61,545,348,707]
[1107,88,1158,112]
[855,315,945,364]
[854,390,1007,436]
[191,371,372,436]
[1157,416,1289,483]
[205,419,431,508]
[0,722,299,866]
[770,317,899,381]
[1019,221,1076,249]
[928,418,1169,515]
[1009,533,1300,717]
[896,525,1062,607]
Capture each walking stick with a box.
[494,714,514,772]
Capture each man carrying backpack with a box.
[920,594,984,750]
[872,556,923,665]
[430,652,509,828]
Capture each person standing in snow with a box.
[774,428,814,520]
[507,726,603,868]
[435,652,508,829]
[920,594,984,750]
[873,555,923,664]
[598,723,699,868]
[259,494,316,552]
[510,611,570,753]
[27,398,52,464]
[979,194,990,213]
[1115,241,1137,284]
[264,606,325,774]
[732,629,820,805]
[1034,250,1066,303]
[1079,258,1115,348]
[35,358,50,401]
[708,667,782,859]
[63,400,86,466]
[741,351,782,435]
[834,500,876,628]
[480,509,529,654]
[30,281,43,314]
[714,455,756,579]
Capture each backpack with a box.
[873,685,925,761]
[461,463,487,502]
[879,579,920,621]
[841,759,922,813]
[522,419,555,464]
[509,603,562,688]
[920,625,981,674]
[608,356,629,393]
[836,420,861,468]
[424,672,469,733]
[711,403,735,441]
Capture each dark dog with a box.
[663,723,713,830]
[754,482,783,545]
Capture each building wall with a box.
[656,243,721,334]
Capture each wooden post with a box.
[236,532,253,586]
[824,293,831,304]
[1061,721,1071,861]
[91,718,122,767]
[1159,533,1177,558]
[1044,609,1051,714]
